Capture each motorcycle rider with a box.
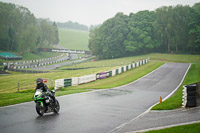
[35,78,55,102]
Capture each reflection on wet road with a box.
[0,63,190,133]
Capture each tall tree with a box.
[124,10,156,54]
[0,2,62,54]
[53,22,59,45]
[39,19,55,46]
[188,3,200,53]
[89,13,129,59]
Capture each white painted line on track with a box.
[162,63,191,101]
[114,63,164,90]
[57,61,165,97]
[128,120,200,133]
[110,63,191,133]
[0,101,34,109]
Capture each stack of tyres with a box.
[186,84,197,107]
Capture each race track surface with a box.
[0,63,190,133]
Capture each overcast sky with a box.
[0,0,199,26]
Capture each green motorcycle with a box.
[34,89,60,116]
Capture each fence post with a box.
[18,82,19,92]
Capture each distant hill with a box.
[58,28,89,50]
[57,21,88,31]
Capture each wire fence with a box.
[17,78,53,92]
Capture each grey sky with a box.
[0,0,199,26]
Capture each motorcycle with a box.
[34,89,60,116]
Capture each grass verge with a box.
[56,61,163,96]
[147,53,200,63]
[152,63,200,110]
[0,61,163,107]
[144,122,200,133]
[1,53,200,107]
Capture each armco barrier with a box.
[129,64,131,69]
[121,67,124,73]
[55,59,149,89]
[126,65,128,71]
[5,53,69,70]
[107,71,112,77]
[72,77,79,86]
[118,67,122,74]
[123,66,126,72]
[136,62,139,67]
[78,74,96,84]
[132,63,135,68]
[115,69,119,75]
[127,65,130,70]
[55,79,64,90]
[112,69,116,76]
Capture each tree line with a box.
[0,2,59,55]
[57,21,102,31]
[57,21,88,31]
[89,3,200,59]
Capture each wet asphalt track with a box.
[0,63,190,133]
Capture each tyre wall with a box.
[182,83,199,107]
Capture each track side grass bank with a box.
[56,61,163,96]
[144,122,200,133]
[152,63,200,110]
[147,53,200,63]
[0,61,163,107]
[1,53,199,107]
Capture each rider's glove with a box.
[46,91,51,95]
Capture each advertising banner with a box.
[96,72,108,80]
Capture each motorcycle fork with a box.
[39,101,44,107]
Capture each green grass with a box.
[144,122,200,133]
[147,53,200,63]
[62,53,200,69]
[58,55,148,70]
[0,60,162,107]
[152,63,200,110]
[0,67,116,93]
[1,53,200,107]
[55,61,162,96]
[0,92,34,107]
[58,28,89,50]
[58,61,163,91]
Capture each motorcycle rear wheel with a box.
[36,102,44,116]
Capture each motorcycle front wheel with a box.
[54,99,60,113]
[36,102,44,116]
